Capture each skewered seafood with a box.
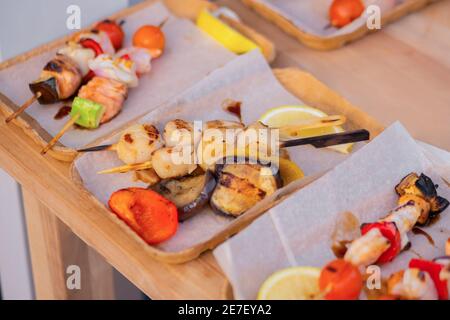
[344,173,449,267]
[6,22,123,123]
[78,76,128,124]
[386,238,450,300]
[115,124,163,164]
[30,54,82,104]
[163,119,201,147]
[151,146,197,179]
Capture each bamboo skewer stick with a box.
[98,129,370,175]
[79,115,347,154]
[274,115,346,137]
[5,92,42,123]
[41,113,80,155]
[98,161,152,175]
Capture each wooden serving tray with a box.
[0,0,275,162]
[241,0,440,50]
[70,67,384,264]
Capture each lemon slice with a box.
[259,105,353,154]
[258,267,322,300]
[196,9,260,54]
[279,158,304,186]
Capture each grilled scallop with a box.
[151,146,197,179]
[210,160,281,217]
[163,119,201,147]
[198,120,244,171]
[115,124,163,165]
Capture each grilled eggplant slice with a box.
[211,157,282,218]
[152,170,216,221]
[29,76,59,104]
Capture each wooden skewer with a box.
[97,129,370,175]
[98,161,152,175]
[5,92,41,123]
[273,115,346,138]
[41,113,80,155]
[77,144,116,153]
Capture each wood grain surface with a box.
[0,0,448,300]
[220,0,450,150]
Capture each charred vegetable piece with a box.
[108,187,178,245]
[70,97,105,129]
[395,173,449,224]
[210,157,281,218]
[152,170,216,221]
[29,76,59,104]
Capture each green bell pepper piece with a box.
[70,97,105,129]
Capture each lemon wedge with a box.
[196,9,260,54]
[278,158,304,186]
[259,105,353,154]
[258,267,322,300]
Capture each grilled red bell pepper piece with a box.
[361,221,401,264]
[80,38,103,57]
[409,259,448,300]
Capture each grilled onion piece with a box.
[210,158,281,218]
[152,170,216,221]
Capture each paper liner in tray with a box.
[242,0,440,50]
[213,122,450,300]
[0,2,236,161]
[72,50,382,263]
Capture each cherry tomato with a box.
[329,0,365,28]
[95,19,125,51]
[319,259,362,300]
[133,25,165,58]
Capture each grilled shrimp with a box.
[344,228,391,266]
[388,269,439,300]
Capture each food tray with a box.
[71,51,384,264]
[0,0,275,162]
[241,0,440,50]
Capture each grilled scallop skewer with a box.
[5,26,120,123]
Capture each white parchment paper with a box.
[256,0,404,38]
[213,122,450,300]
[75,50,366,253]
[0,2,235,148]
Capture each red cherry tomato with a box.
[95,19,125,51]
[133,25,165,58]
[319,259,363,300]
[329,0,365,28]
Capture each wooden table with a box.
[0,0,448,300]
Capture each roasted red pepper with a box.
[80,38,103,57]
[409,259,448,300]
[361,221,401,264]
